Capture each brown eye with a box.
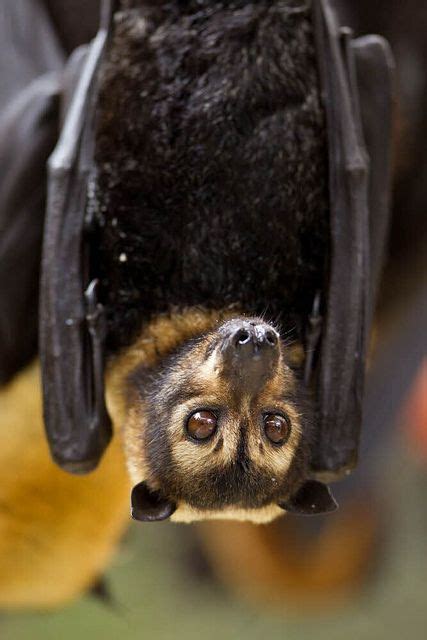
[186,410,218,441]
[263,414,291,445]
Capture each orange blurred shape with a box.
[197,497,380,612]
[401,359,427,460]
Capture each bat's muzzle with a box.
[220,320,279,393]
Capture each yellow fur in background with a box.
[0,362,130,609]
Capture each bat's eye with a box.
[263,413,291,445]
[186,410,218,441]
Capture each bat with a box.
[1,0,394,524]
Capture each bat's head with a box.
[121,316,337,523]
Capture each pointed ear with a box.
[278,480,338,515]
[131,482,177,522]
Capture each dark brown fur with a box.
[91,0,329,353]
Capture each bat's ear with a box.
[278,480,338,516]
[131,482,177,522]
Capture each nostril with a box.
[235,329,251,346]
[265,330,278,346]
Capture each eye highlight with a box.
[263,413,291,445]
[186,410,218,441]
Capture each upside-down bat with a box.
[42,0,394,523]
[96,0,334,523]
[0,0,394,606]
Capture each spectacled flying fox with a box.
[89,0,337,523]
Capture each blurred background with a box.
[0,1,426,639]
[2,422,427,640]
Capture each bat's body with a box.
[93,0,329,354]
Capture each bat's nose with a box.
[221,320,279,392]
[232,323,278,354]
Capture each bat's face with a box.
[122,316,336,523]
